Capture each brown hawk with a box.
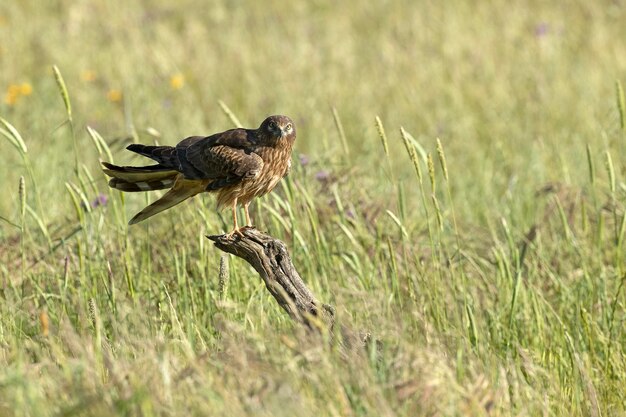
[102,115,295,236]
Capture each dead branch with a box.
[207,228,367,350]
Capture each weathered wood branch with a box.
[207,227,336,331]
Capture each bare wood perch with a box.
[207,227,336,331]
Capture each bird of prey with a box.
[102,115,295,236]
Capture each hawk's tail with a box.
[128,179,206,225]
[126,144,179,167]
[102,162,178,192]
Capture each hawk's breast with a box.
[242,146,290,199]
[214,142,292,208]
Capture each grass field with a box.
[1,0,626,415]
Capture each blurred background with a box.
[2,0,625,221]
[1,1,626,415]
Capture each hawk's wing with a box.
[176,129,263,184]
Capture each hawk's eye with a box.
[268,121,277,130]
[285,123,292,131]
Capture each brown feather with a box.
[102,162,177,182]
[109,178,176,192]
[128,178,209,225]
[102,115,296,229]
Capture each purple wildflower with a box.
[315,170,330,182]
[534,23,549,37]
[299,154,310,166]
[91,193,108,208]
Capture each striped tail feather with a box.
[108,177,176,192]
[126,144,178,167]
[102,162,176,181]
[102,161,179,192]
[128,179,206,225]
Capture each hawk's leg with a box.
[243,202,253,227]
[226,198,245,238]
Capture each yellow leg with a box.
[232,198,239,230]
[227,197,244,238]
[243,202,252,227]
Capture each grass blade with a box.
[332,107,349,156]
[218,100,243,128]
[616,79,625,130]
[52,65,72,121]
[0,118,28,154]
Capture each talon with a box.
[224,228,245,239]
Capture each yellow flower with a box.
[81,70,97,82]
[170,73,185,90]
[19,82,32,96]
[107,89,122,102]
[4,91,17,106]
[3,82,33,105]
[4,84,20,106]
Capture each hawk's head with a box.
[258,115,296,146]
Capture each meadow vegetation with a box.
[1,0,625,415]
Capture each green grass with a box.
[1,0,626,415]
